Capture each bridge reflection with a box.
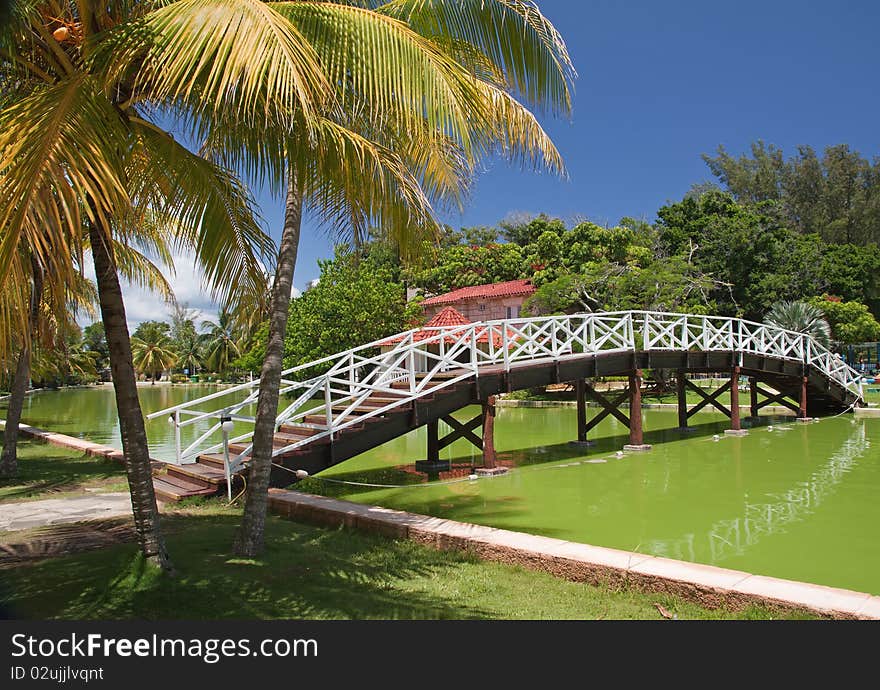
[644,422,870,564]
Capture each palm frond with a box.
[128,116,274,304]
[0,73,129,287]
[380,0,576,114]
[112,240,176,303]
[97,0,330,129]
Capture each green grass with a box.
[0,503,813,620]
[0,439,126,502]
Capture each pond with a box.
[6,385,880,594]
[6,384,257,461]
[311,406,880,595]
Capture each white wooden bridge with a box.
[146,311,865,501]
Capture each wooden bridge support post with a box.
[427,420,440,463]
[749,378,759,419]
[476,396,507,476]
[570,379,595,447]
[676,370,689,431]
[725,367,747,436]
[624,369,651,451]
[415,419,450,474]
[798,376,810,422]
[482,396,496,468]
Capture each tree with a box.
[0,255,41,478]
[82,322,109,369]
[703,141,880,245]
[807,296,880,344]
[405,242,526,294]
[132,321,171,344]
[131,335,177,383]
[500,214,567,247]
[764,301,832,349]
[202,310,241,375]
[232,0,575,557]
[1,0,291,571]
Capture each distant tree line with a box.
[234,140,880,372]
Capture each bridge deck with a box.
[146,312,864,501]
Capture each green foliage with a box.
[202,310,241,374]
[132,321,171,344]
[704,141,880,245]
[808,297,880,344]
[284,250,412,372]
[81,322,108,369]
[404,242,525,294]
[764,301,832,348]
[655,190,880,320]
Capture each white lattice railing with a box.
[147,311,865,468]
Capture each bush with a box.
[170,374,188,384]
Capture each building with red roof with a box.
[420,279,535,323]
[379,306,519,371]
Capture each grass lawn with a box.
[0,502,813,620]
[0,439,127,502]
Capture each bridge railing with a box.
[147,311,864,465]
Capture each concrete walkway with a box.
[0,493,132,532]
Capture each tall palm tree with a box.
[202,310,241,374]
[764,301,833,349]
[0,253,42,478]
[0,250,101,477]
[175,338,204,377]
[228,0,575,556]
[131,335,178,383]
[0,1,300,569]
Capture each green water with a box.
[6,386,880,594]
[4,384,258,461]
[314,407,880,594]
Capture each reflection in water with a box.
[648,423,869,564]
[7,387,880,593]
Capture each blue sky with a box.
[273,0,880,289]
[119,1,880,324]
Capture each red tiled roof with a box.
[424,306,471,329]
[380,306,517,347]
[421,279,535,306]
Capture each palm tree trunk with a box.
[234,170,303,557]
[88,219,172,571]
[0,257,43,478]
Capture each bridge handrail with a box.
[148,311,865,465]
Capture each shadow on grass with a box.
[1,512,496,620]
[0,440,124,501]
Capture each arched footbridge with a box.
[147,311,865,501]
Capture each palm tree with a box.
[0,1,298,569]
[202,310,241,375]
[131,335,177,383]
[764,301,833,349]
[175,338,204,378]
[0,254,42,478]
[230,0,575,556]
[0,251,101,477]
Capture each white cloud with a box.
[81,250,300,329]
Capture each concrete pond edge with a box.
[268,489,880,620]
